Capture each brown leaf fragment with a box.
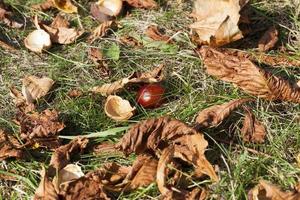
[88,21,114,44]
[91,64,164,96]
[52,0,78,13]
[241,107,266,143]
[248,180,300,200]
[32,0,55,11]
[258,26,279,52]
[190,0,243,46]
[9,86,35,113]
[0,40,17,52]
[49,137,88,172]
[22,75,54,103]
[124,0,157,9]
[195,98,252,129]
[119,36,142,47]
[67,89,83,98]
[0,6,23,28]
[34,167,59,200]
[16,109,64,149]
[88,47,110,78]
[50,15,69,29]
[199,46,300,103]
[145,25,171,42]
[0,130,25,161]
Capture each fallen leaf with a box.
[0,130,25,161]
[199,46,300,103]
[145,25,171,42]
[88,48,110,78]
[16,109,65,149]
[258,26,279,52]
[9,86,35,113]
[52,0,78,13]
[248,180,300,200]
[32,0,55,11]
[0,40,17,52]
[195,98,252,129]
[49,137,88,172]
[116,117,218,182]
[241,107,266,143]
[91,64,164,96]
[213,47,300,68]
[88,21,114,44]
[34,167,59,200]
[123,0,157,9]
[22,75,54,103]
[104,95,135,121]
[41,15,83,45]
[52,164,84,193]
[190,0,246,46]
[0,5,23,28]
[119,36,142,47]
[67,89,83,98]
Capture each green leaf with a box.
[104,43,120,61]
[59,127,128,139]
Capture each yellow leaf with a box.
[52,0,78,13]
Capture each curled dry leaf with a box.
[41,15,83,45]
[190,0,246,46]
[22,75,54,103]
[241,107,266,143]
[9,86,35,113]
[34,167,59,200]
[199,46,300,103]
[88,21,114,44]
[0,130,25,161]
[32,0,54,11]
[67,89,83,98]
[258,26,279,52]
[49,137,88,172]
[52,164,84,193]
[24,29,52,53]
[0,5,23,28]
[119,36,142,47]
[145,25,171,42]
[123,0,157,9]
[91,64,164,96]
[248,180,300,200]
[16,109,64,149]
[104,95,135,121]
[195,98,252,129]
[88,47,110,78]
[116,117,218,182]
[52,0,78,13]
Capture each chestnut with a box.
[136,84,165,108]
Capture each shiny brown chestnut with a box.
[136,84,165,108]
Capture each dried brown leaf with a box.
[0,6,23,28]
[91,64,164,96]
[49,137,88,172]
[120,36,142,47]
[9,86,35,113]
[88,21,114,44]
[241,107,266,143]
[22,75,54,103]
[0,130,25,161]
[67,89,83,98]
[16,109,64,149]
[248,180,300,200]
[258,26,279,52]
[52,0,78,13]
[88,47,110,77]
[145,25,171,42]
[104,95,135,121]
[50,15,69,29]
[32,0,54,11]
[190,0,243,46]
[199,46,300,103]
[34,167,59,200]
[0,40,17,51]
[124,0,157,9]
[195,98,252,128]
[116,117,218,182]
